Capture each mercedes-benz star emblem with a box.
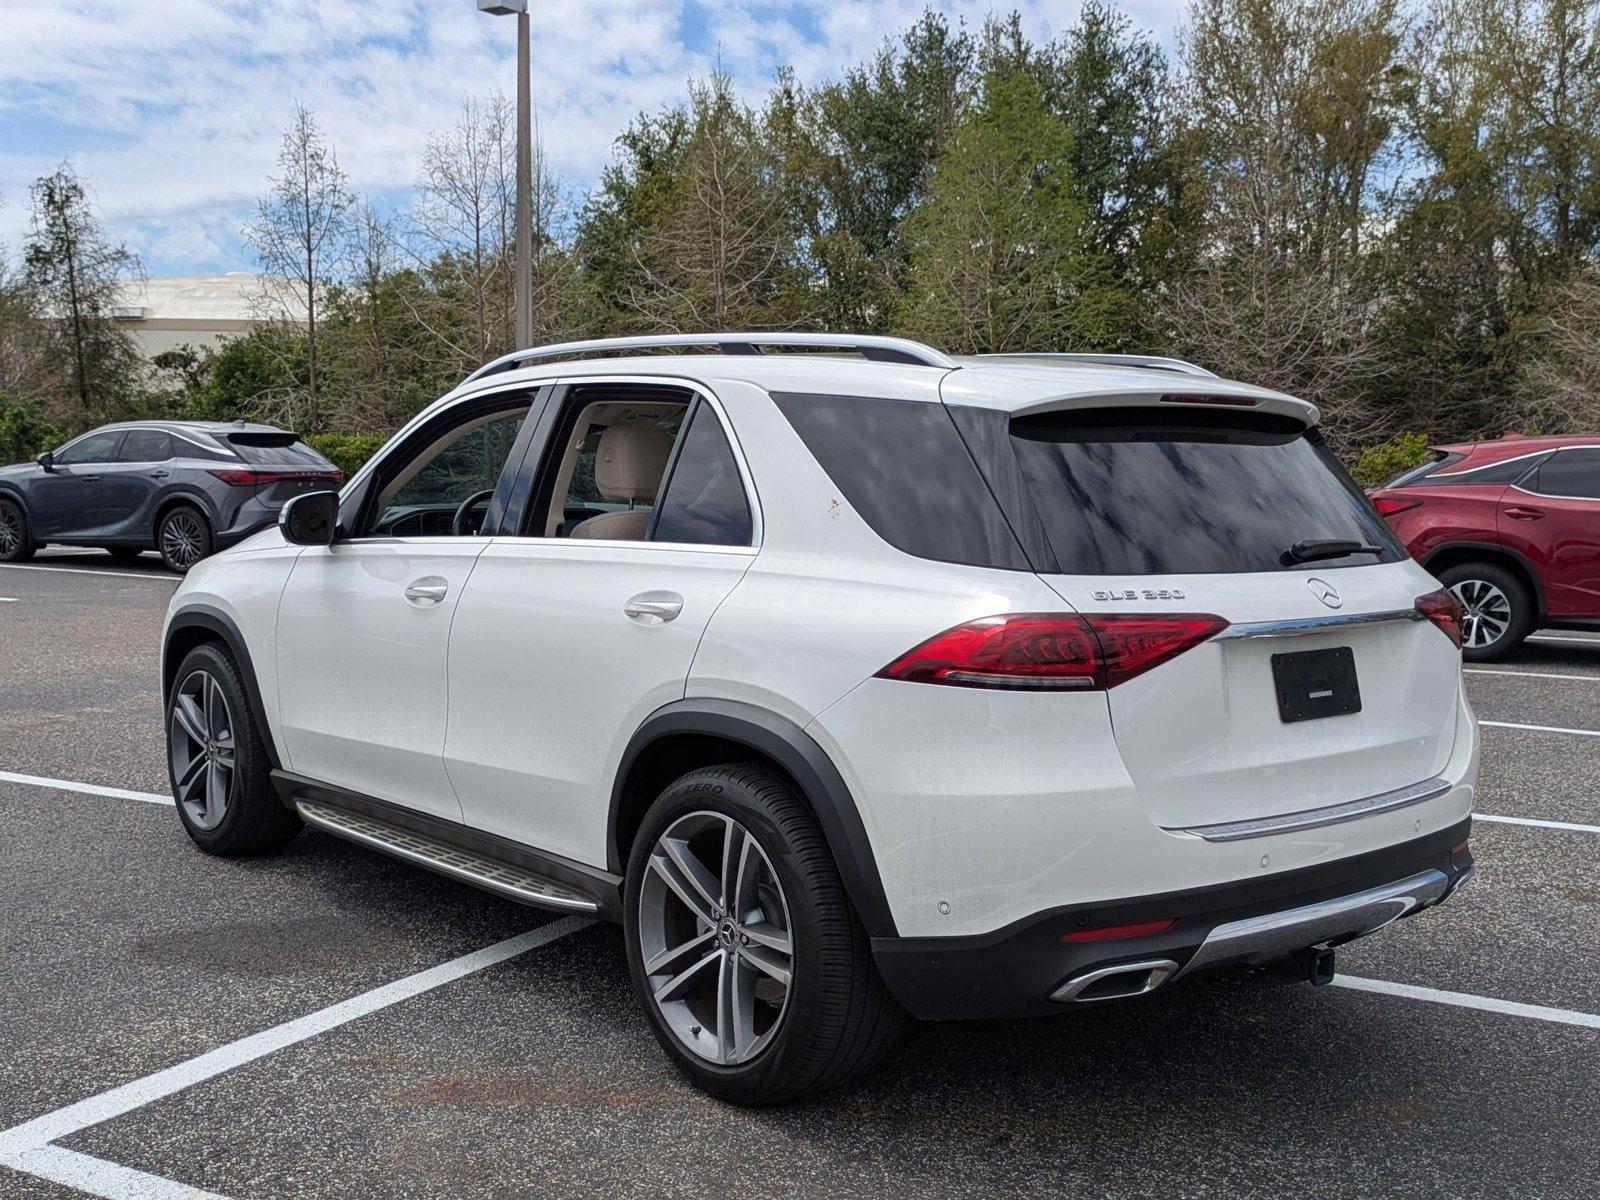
[1307,577,1342,609]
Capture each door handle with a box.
[404,577,449,607]
[1504,506,1545,521]
[80,475,100,483]
[150,470,169,479]
[624,591,683,625]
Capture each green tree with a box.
[0,391,63,463]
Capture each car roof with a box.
[1437,434,1600,461]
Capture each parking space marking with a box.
[0,563,177,582]
[0,918,591,1196]
[1480,719,1600,738]
[1475,813,1600,834]
[0,771,173,806]
[1466,668,1600,682]
[1333,975,1600,1030]
[4,1144,228,1199]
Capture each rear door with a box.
[101,427,174,537]
[996,405,1462,830]
[1499,447,1600,617]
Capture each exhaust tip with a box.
[1050,958,1180,1004]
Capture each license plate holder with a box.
[1271,647,1361,723]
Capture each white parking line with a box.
[0,563,176,582]
[0,596,16,603]
[1334,975,1600,1030]
[3,1144,227,1199]
[0,770,172,806]
[1475,813,1600,835]
[1480,719,1600,738]
[1466,668,1600,682]
[0,917,591,1197]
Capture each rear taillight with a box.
[1416,588,1464,648]
[1372,495,1423,518]
[875,612,1230,691]
[207,469,344,487]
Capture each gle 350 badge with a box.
[1092,587,1188,601]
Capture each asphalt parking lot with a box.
[1,549,1596,1199]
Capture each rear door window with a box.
[1005,408,1404,575]
[651,404,753,546]
[1526,448,1600,499]
[116,429,172,462]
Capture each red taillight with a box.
[1372,495,1422,518]
[1060,918,1175,943]
[1158,393,1258,407]
[875,612,1229,691]
[207,469,344,487]
[1416,588,1464,649]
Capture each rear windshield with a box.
[1384,451,1460,489]
[226,432,334,469]
[1007,408,1404,575]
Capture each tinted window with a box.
[227,433,334,468]
[652,405,752,546]
[55,430,123,465]
[169,433,236,462]
[1528,448,1600,499]
[1386,452,1461,488]
[1008,408,1404,575]
[773,393,1031,570]
[1431,453,1546,486]
[116,429,172,462]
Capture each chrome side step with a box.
[296,799,600,914]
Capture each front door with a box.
[33,429,125,536]
[1500,447,1600,617]
[275,399,537,820]
[444,386,760,867]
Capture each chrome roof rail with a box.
[464,332,959,382]
[974,352,1217,378]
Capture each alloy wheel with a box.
[0,505,19,556]
[638,811,794,1066]
[1450,578,1512,650]
[168,669,236,830]
[161,512,205,569]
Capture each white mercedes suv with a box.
[161,333,1477,1104]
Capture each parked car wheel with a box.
[0,498,35,562]
[158,506,212,573]
[624,763,904,1105]
[1438,562,1534,661]
[167,643,302,856]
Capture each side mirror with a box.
[37,451,53,472]
[280,490,340,546]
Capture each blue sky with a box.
[0,1,1185,277]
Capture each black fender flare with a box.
[1420,540,1548,619]
[0,482,29,517]
[611,698,898,938]
[163,604,282,770]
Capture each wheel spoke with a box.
[652,944,721,1004]
[740,920,791,956]
[173,694,207,746]
[645,930,716,976]
[717,952,755,1064]
[649,852,718,925]
[662,836,723,915]
[728,826,760,920]
[206,762,229,823]
[740,943,792,989]
[175,751,207,803]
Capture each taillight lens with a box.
[1372,495,1423,518]
[876,612,1229,691]
[208,469,344,487]
[1416,588,1464,648]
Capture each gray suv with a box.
[0,420,342,572]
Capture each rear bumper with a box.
[870,819,1473,1019]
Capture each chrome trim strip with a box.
[1213,608,1423,640]
[1171,776,1453,842]
[1050,959,1180,1003]
[1174,869,1450,980]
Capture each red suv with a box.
[1369,434,1600,659]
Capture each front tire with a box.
[158,505,212,573]
[0,498,35,562]
[624,764,904,1105]
[167,643,301,856]
[1438,562,1534,661]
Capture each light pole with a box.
[477,0,533,350]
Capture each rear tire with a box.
[158,505,212,573]
[0,498,35,562]
[623,763,904,1105]
[167,643,301,856]
[1438,562,1534,661]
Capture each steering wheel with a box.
[452,489,497,537]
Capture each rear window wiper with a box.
[1283,539,1385,565]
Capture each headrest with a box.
[595,422,674,503]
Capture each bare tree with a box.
[245,105,353,431]
[1517,267,1600,429]
[22,164,144,426]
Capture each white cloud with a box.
[0,0,1186,272]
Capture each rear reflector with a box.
[208,469,344,487]
[1415,588,1465,649]
[875,612,1229,691]
[1060,918,1175,943]
[1372,495,1423,517]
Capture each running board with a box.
[296,799,600,914]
